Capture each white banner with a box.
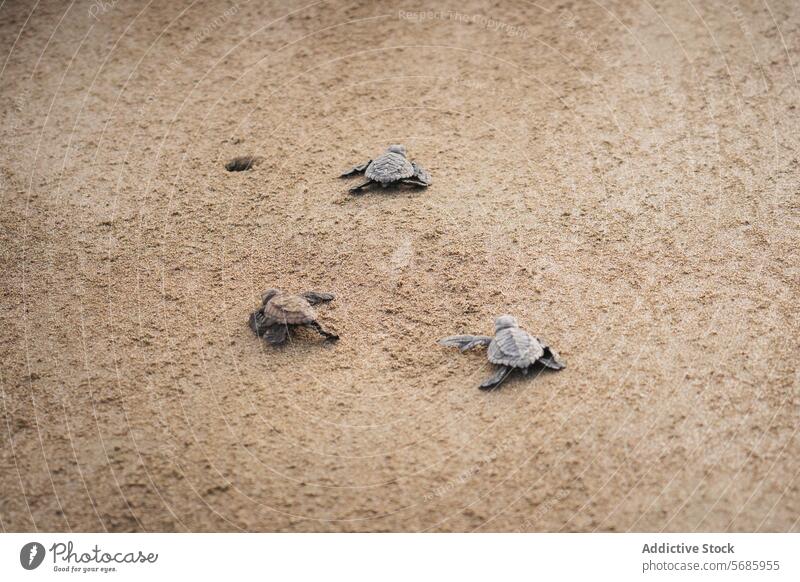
[1,533,797,581]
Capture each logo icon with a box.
[20,542,46,570]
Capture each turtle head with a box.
[494,315,519,331]
[260,288,281,305]
[386,144,407,157]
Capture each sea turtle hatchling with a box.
[248,289,339,345]
[340,144,431,193]
[439,315,565,390]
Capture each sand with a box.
[1,0,798,532]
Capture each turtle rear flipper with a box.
[349,179,374,193]
[538,345,565,370]
[307,320,338,341]
[403,162,431,188]
[349,180,375,194]
[479,366,513,390]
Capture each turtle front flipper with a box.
[263,323,289,345]
[461,335,492,351]
[340,161,370,178]
[438,335,492,351]
[538,345,566,370]
[479,365,513,390]
[248,310,270,337]
[302,291,335,305]
[307,320,339,341]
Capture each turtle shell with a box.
[488,327,545,368]
[263,294,316,325]
[365,151,414,184]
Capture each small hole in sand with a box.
[225,156,259,172]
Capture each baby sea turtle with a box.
[340,144,431,193]
[439,315,565,390]
[248,289,338,345]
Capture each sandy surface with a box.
[1,0,798,532]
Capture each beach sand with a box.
[1,0,798,531]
